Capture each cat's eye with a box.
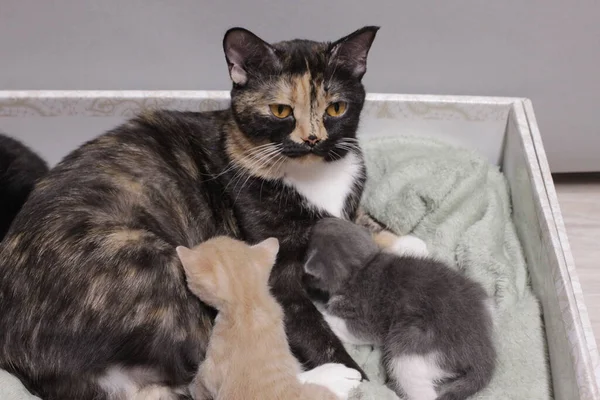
[326,102,347,117]
[269,104,293,119]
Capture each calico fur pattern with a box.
[0,27,379,399]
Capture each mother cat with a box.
[0,27,380,399]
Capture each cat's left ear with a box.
[252,237,280,270]
[176,246,194,267]
[328,26,380,80]
[223,28,280,86]
[303,250,322,279]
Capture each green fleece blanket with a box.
[0,136,551,399]
[348,136,551,399]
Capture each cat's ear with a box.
[176,245,211,274]
[176,246,195,267]
[303,250,322,279]
[328,26,380,80]
[252,237,279,271]
[176,245,218,300]
[223,28,280,86]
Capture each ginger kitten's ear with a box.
[176,246,194,266]
[329,26,380,79]
[252,237,279,274]
[223,28,280,86]
[176,245,216,299]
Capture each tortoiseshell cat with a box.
[0,27,379,399]
[177,236,360,400]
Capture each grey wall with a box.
[1,0,599,172]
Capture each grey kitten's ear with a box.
[303,250,322,278]
[328,26,380,79]
[223,27,280,86]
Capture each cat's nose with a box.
[303,135,321,147]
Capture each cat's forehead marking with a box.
[284,63,330,145]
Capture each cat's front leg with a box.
[354,208,429,257]
[354,208,389,234]
[269,265,368,380]
[298,364,361,399]
[374,231,429,258]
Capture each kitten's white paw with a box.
[390,235,429,257]
[134,385,179,400]
[299,363,362,399]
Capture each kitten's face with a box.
[304,218,379,296]
[223,27,379,167]
[176,237,279,310]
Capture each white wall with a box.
[1,0,599,172]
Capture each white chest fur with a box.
[282,152,362,218]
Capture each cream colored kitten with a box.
[176,236,361,400]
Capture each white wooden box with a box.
[0,91,598,399]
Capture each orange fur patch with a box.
[373,230,401,250]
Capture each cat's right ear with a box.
[328,26,379,80]
[223,28,280,86]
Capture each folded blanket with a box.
[0,370,40,400]
[0,136,552,399]
[348,136,551,399]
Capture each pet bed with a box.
[348,135,551,399]
[0,136,552,399]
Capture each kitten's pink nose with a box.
[303,135,321,147]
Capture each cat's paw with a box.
[299,363,362,399]
[389,235,429,257]
[134,385,179,400]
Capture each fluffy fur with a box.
[177,236,361,400]
[0,133,48,240]
[304,218,496,400]
[0,27,379,399]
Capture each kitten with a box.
[176,236,361,400]
[0,27,379,399]
[304,218,496,400]
[0,133,48,241]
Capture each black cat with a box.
[0,133,48,241]
[0,27,379,399]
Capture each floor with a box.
[554,175,600,343]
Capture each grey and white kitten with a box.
[304,218,496,400]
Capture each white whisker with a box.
[224,145,281,192]
[233,149,283,203]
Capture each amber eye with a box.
[326,101,347,117]
[269,104,293,119]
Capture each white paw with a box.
[134,385,179,400]
[390,235,429,257]
[299,363,362,399]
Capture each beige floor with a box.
[555,176,600,344]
